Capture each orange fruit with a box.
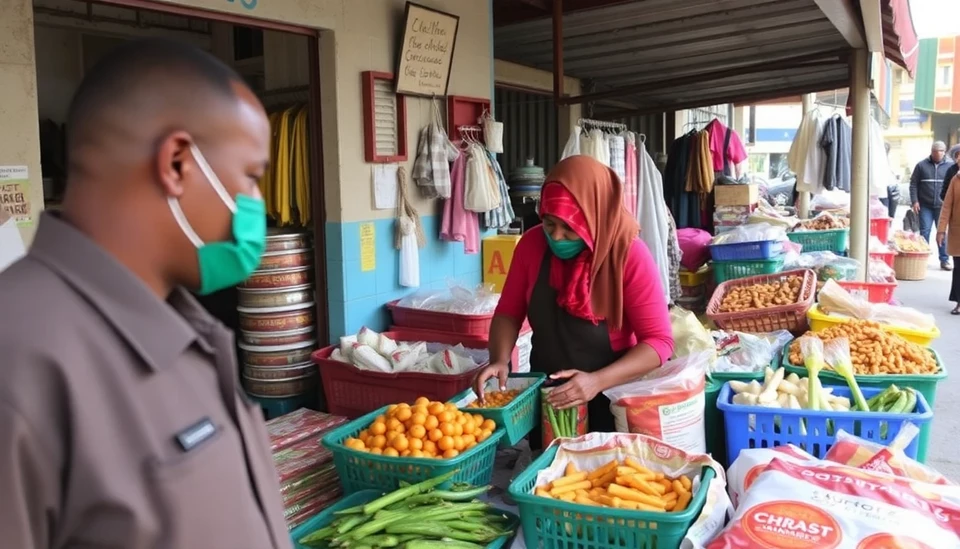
[439,422,456,437]
[445,403,458,412]
[370,435,387,449]
[466,441,478,450]
[415,396,430,407]
[463,419,476,435]
[442,449,460,459]
[358,429,371,442]
[437,411,453,424]
[428,402,445,416]
[462,434,476,446]
[409,449,424,458]
[453,423,464,437]
[387,404,398,415]
[370,421,387,436]
[438,436,455,452]
[396,407,413,422]
[411,413,427,426]
[408,425,427,440]
[369,447,383,455]
[424,415,439,431]
[453,435,465,451]
[408,437,423,451]
[456,414,468,425]
[386,418,403,431]
[383,448,399,457]
[422,440,437,455]
[428,429,443,442]
[473,414,484,425]
[482,419,496,432]
[391,435,409,452]
[401,449,411,457]
[477,430,490,443]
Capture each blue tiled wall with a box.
[325,215,485,342]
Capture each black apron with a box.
[527,253,625,449]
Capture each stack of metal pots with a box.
[237,229,319,410]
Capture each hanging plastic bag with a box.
[398,215,420,288]
[560,126,581,160]
[463,146,500,212]
[480,110,503,154]
[669,306,716,361]
[603,351,711,454]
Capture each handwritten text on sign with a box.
[0,166,31,228]
[395,3,459,97]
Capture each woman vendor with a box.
[473,155,674,441]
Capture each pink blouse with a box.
[495,228,674,364]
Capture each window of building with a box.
[939,65,953,88]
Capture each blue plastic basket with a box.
[717,383,932,464]
[290,490,520,549]
[710,239,784,261]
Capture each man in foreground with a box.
[0,39,292,548]
[910,141,953,270]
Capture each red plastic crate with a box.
[837,281,897,304]
[870,250,896,269]
[313,330,517,419]
[387,300,494,335]
[870,217,893,244]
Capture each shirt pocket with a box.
[146,427,271,549]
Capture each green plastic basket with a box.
[787,228,849,253]
[289,489,520,549]
[449,373,546,446]
[322,405,505,493]
[781,348,947,463]
[712,255,786,284]
[508,445,715,549]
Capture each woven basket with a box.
[706,269,817,334]
[894,252,929,281]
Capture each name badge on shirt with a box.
[175,418,217,452]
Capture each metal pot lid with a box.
[242,372,317,383]
[241,327,315,338]
[261,248,313,257]
[236,301,315,315]
[243,360,315,371]
[237,283,314,295]
[237,339,318,353]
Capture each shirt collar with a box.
[29,213,216,372]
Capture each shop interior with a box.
[33,0,327,413]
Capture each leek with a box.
[799,337,824,411]
[824,338,870,412]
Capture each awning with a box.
[881,0,918,76]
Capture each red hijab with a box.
[539,156,639,329]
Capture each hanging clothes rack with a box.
[457,125,483,144]
[578,118,626,132]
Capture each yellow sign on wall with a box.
[482,235,521,292]
[360,223,376,272]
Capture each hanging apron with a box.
[527,252,625,449]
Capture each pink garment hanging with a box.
[624,140,638,217]
[440,152,480,254]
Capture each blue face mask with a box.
[544,227,586,259]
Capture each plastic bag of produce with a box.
[824,428,954,486]
[532,432,731,548]
[603,352,710,453]
[706,457,960,548]
[710,330,793,374]
[725,445,816,508]
[396,281,501,314]
[670,306,716,362]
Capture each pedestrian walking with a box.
[939,172,960,315]
[910,141,954,270]
[0,39,291,548]
[941,144,960,203]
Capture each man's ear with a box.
[155,130,194,198]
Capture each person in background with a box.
[938,171,960,315]
[879,142,900,220]
[941,144,960,204]
[472,156,674,442]
[910,141,953,270]
[0,39,291,548]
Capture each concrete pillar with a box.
[850,49,871,279]
[797,93,816,219]
[0,0,43,245]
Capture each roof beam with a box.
[860,0,884,52]
[558,51,847,105]
[814,0,866,48]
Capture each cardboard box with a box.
[483,235,522,292]
[714,184,759,206]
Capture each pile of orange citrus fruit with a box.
[343,397,497,459]
[466,389,521,409]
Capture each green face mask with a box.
[544,227,586,259]
[168,144,267,295]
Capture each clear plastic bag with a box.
[710,330,794,374]
[669,306,716,362]
[396,281,501,314]
[868,259,896,283]
[783,251,860,281]
[710,222,786,245]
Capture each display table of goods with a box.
[238,229,319,415]
[781,318,945,463]
[265,408,349,530]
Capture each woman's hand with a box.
[938,231,946,247]
[473,362,509,402]
[546,370,601,410]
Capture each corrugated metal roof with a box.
[494,0,853,115]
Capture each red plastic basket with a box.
[313,330,516,419]
[870,217,893,244]
[870,250,896,269]
[387,300,493,335]
[837,281,897,303]
[705,269,817,334]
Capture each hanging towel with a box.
[580,129,610,166]
[624,134,638,217]
[463,144,501,212]
[412,123,458,199]
[440,152,480,254]
[396,165,424,288]
[609,135,626,184]
[637,139,671,304]
[482,151,515,230]
[394,166,426,250]
[664,210,683,304]
[789,110,827,194]
[685,131,714,195]
[561,126,582,160]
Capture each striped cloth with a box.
[482,151,515,230]
[624,136,638,217]
[609,135,626,184]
